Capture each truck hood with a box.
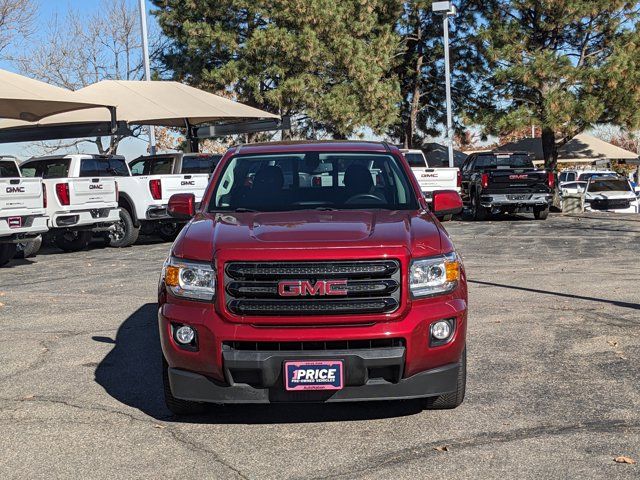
[172,210,445,261]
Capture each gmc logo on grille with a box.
[89,184,103,190]
[278,280,348,297]
[6,186,25,193]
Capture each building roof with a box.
[499,133,638,163]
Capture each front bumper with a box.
[51,207,120,229]
[167,361,459,403]
[480,193,551,208]
[159,291,467,403]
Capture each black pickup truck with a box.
[460,152,553,220]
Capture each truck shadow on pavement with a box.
[94,303,427,424]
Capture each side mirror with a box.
[168,193,196,220]
[431,190,463,218]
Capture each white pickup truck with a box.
[401,149,461,201]
[126,153,211,241]
[0,156,49,266]
[20,155,120,252]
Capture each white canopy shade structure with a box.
[498,133,639,166]
[0,69,114,122]
[0,80,278,129]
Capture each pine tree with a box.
[472,0,640,170]
[392,1,485,148]
[151,0,402,138]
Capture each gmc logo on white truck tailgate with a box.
[181,181,195,186]
[278,280,348,297]
[89,184,103,190]
[6,186,25,193]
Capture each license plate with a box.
[7,216,22,229]
[284,360,343,391]
[508,194,528,200]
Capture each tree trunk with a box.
[541,127,557,172]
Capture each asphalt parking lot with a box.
[0,213,638,479]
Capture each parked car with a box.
[583,176,639,213]
[20,155,120,252]
[0,156,49,266]
[128,153,211,240]
[400,149,461,202]
[157,141,466,415]
[559,169,617,186]
[460,151,553,220]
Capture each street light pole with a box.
[138,0,156,155]
[433,1,457,168]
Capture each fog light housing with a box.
[173,324,198,350]
[430,319,455,347]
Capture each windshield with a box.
[208,151,418,212]
[182,154,222,174]
[578,172,615,181]
[0,160,20,177]
[588,179,631,193]
[475,154,534,169]
[20,159,71,179]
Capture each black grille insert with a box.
[224,260,401,316]
[223,338,405,351]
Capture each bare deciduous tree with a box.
[16,0,165,155]
[0,0,34,58]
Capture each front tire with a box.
[533,206,549,220]
[157,222,181,242]
[162,357,207,416]
[0,243,17,267]
[54,231,92,252]
[106,209,139,247]
[425,347,466,410]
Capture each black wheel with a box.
[54,231,92,252]
[162,357,207,416]
[425,347,466,410]
[471,194,488,221]
[0,243,17,267]
[106,209,139,247]
[533,206,549,220]
[17,236,42,258]
[157,222,181,242]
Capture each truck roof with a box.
[230,140,398,155]
[25,154,125,162]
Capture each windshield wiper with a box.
[233,208,259,213]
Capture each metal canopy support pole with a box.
[433,1,457,168]
[184,119,199,153]
[138,0,156,155]
[443,11,454,168]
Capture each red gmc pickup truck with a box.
[158,141,467,415]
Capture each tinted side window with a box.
[0,160,20,177]
[148,158,174,175]
[130,160,146,176]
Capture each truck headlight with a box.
[410,252,460,297]
[163,257,215,301]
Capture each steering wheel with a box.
[345,193,385,205]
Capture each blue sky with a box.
[1,0,157,160]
